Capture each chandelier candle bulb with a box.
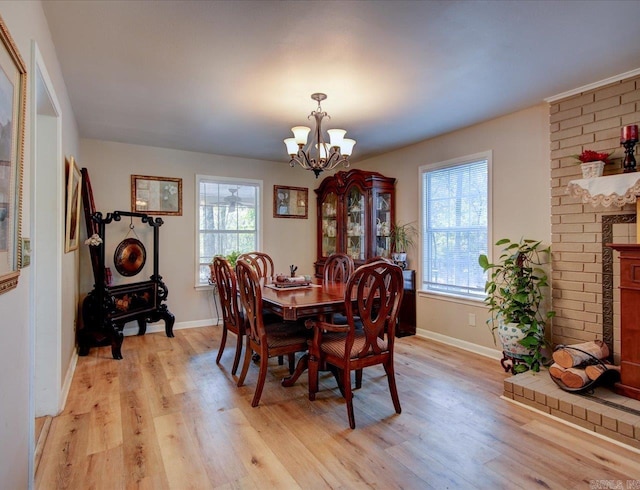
[341,138,356,156]
[284,138,299,156]
[621,124,638,143]
[328,129,346,147]
[316,143,329,160]
[292,126,311,145]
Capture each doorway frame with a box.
[28,41,64,486]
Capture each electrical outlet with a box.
[468,313,476,327]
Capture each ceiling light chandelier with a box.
[284,93,356,178]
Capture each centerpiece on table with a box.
[574,150,613,179]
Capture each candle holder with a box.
[622,138,638,173]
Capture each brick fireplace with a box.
[550,74,640,361]
[506,74,640,450]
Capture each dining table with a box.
[260,278,349,387]
[261,279,347,321]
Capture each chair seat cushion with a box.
[320,332,388,360]
[265,323,310,349]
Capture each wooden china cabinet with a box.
[314,169,396,277]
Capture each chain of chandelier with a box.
[284,93,356,178]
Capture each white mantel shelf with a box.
[566,172,640,207]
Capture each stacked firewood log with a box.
[549,340,620,388]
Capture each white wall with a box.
[361,104,551,352]
[79,139,318,329]
[0,1,79,488]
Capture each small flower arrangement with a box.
[574,150,613,165]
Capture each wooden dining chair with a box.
[238,251,275,279]
[306,260,404,429]
[236,258,310,407]
[323,253,354,325]
[212,256,245,375]
[324,253,355,284]
[236,251,290,367]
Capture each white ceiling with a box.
[42,0,640,164]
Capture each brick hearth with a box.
[504,371,640,450]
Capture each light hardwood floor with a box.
[37,326,640,489]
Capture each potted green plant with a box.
[209,251,242,283]
[389,221,418,263]
[478,238,555,373]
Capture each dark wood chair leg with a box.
[216,325,228,365]
[343,369,356,429]
[355,369,363,389]
[231,332,243,375]
[384,361,402,414]
[251,351,269,407]
[237,337,252,387]
[331,365,345,398]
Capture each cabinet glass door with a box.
[375,192,392,258]
[346,187,365,260]
[321,192,338,257]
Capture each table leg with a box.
[281,354,309,387]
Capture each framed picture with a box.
[273,185,308,219]
[131,174,182,216]
[64,157,82,253]
[0,15,27,294]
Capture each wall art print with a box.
[0,14,26,295]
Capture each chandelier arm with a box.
[324,150,340,168]
[289,151,312,170]
[297,148,314,170]
[327,154,350,171]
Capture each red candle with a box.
[621,124,638,143]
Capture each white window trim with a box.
[194,174,263,289]
[417,150,493,298]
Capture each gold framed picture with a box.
[64,156,82,253]
[273,185,308,219]
[131,174,182,216]
[0,15,27,294]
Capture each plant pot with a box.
[497,322,539,360]
[580,161,605,179]
[392,252,407,262]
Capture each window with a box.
[420,152,490,299]
[196,175,261,286]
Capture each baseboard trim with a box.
[122,318,220,337]
[59,350,78,413]
[34,416,52,480]
[415,327,502,360]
